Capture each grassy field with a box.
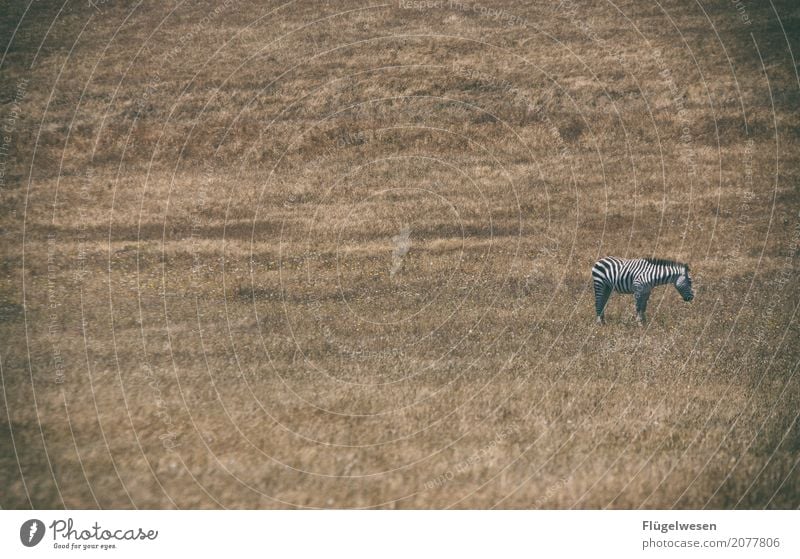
[1,0,798,509]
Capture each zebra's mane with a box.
[643,257,689,271]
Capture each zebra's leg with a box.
[634,286,651,325]
[594,282,611,324]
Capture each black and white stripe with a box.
[591,257,694,325]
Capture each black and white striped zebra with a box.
[591,257,694,325]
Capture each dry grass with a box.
[1,0,799,509]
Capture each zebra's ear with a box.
[684,264,690,273]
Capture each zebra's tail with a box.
[591,260,612,317]
[591,259,609,287]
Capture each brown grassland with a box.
[1,0,799,509]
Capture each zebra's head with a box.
[675,265,694,302]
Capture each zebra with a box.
[591,257,694,325]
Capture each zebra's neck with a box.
[650,263,681,285]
